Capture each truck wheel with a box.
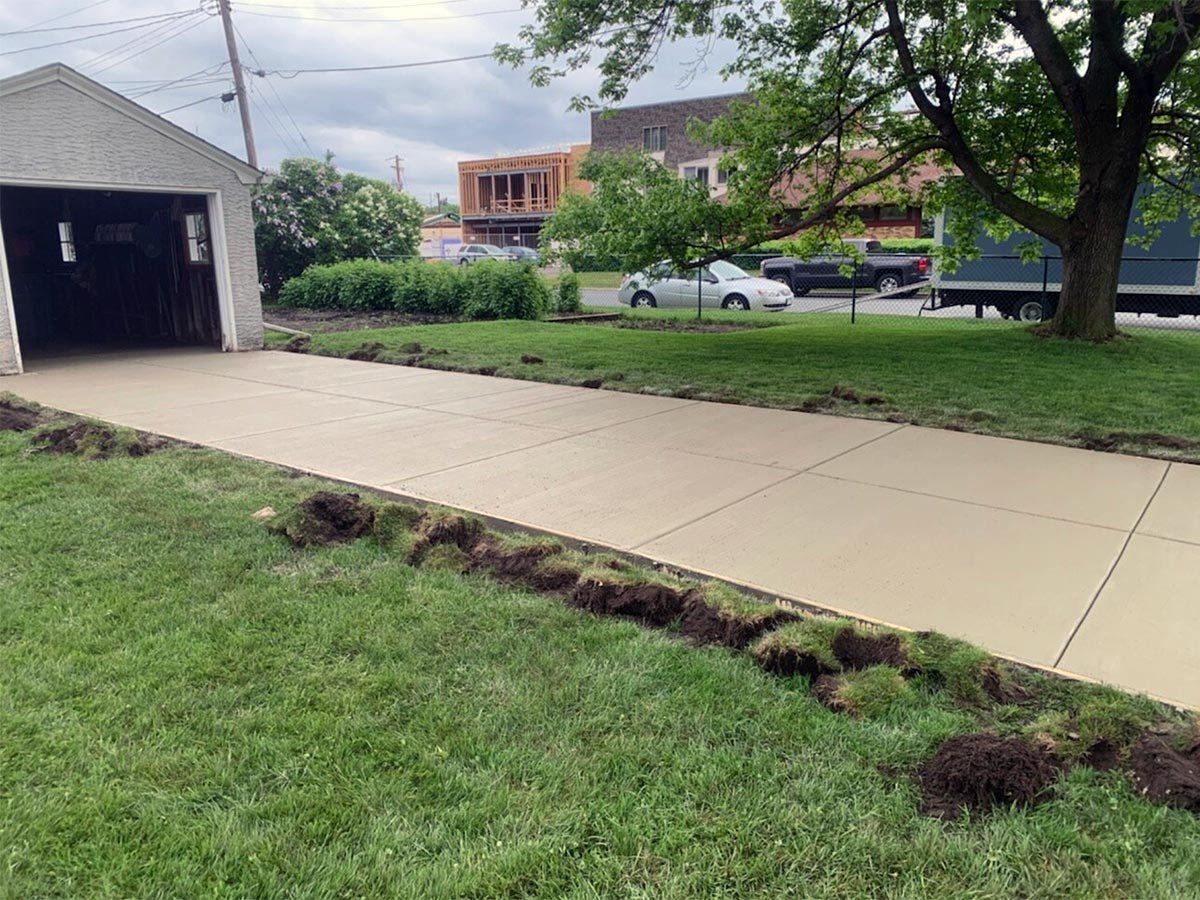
[768,273,794,296]
[874,273,902,293]
[1016,299,1044,322]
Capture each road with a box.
[582,288,1200,329]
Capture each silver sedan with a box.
[617,260,793,311]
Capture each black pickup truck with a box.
[760,239,929,296]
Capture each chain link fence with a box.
[713,252,1200,331]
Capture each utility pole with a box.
[389,155,404,190]
[217,0,258,169]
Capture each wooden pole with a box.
[217,0,258,168]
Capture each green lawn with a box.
[573,270,624,289]
[2,413,1199,898]
[270,312,1200,460]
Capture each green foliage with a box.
[253,157,423,298]
[551,271,583,313]
[505,1,1200,337]
[276,260,547,321]
[393,262,470,316]
[463,262,549,320]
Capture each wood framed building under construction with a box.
[457,144,590,248]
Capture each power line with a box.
[0,11,200,56]
[157,94,226,115]
[9,0,113,34]
[0,9,201,37]
[126,62,229,97]
[88,15,212,75]
[237,6,524,23]
[233,22,314,155]
[79,12,207,71]
[238,0,479,9]
[264,52,496,77]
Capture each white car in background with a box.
[617,260,793,311]
[456,243,513,265]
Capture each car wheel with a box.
[769,274,794,296]
[1016,298,1044,322]
[631,291,657,308]
[722,295,750,311]
[874,273,902,293]
[458,259,470,266]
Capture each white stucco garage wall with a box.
[0,65,263,374]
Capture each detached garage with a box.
[0,63,264,375]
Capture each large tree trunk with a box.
[1044,177,1139,340]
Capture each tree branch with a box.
[1011,0,1086,126]
[883,0,1069,243]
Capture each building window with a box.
[879,205,911,221]
[642,125,667,153]
[716,168,731,185]
[57,221,76,263]
[184,212,211,265]
[683,166,710,187]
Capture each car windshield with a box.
[708,260,750,280]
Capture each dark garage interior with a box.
[0,185,222,357]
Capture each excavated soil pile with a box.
[520,354,544,364]
[348,342,386,362]
[981,666,1029,705]
[35,422,161,458]
[917,734,1059,820]
[280,491,376,546]
[281,335,311,353]
[1130,735,1200,814]
[0,399,40,432]
[680,599,797,649]
[1075,430,1200,452]
[408,514,484,564]
[831,628,909,670]
[812,674,853,714]
[570,578,696,628]
[755,643,836,679]
[469,539,581,592]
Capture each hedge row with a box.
[277,259,576,320]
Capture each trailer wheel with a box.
[1016,299,1044,322]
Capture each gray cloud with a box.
[1,1,742,201]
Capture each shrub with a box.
[551,271,582,313]
[277,262,341,308]
[333,259,402,310]
[393,261,468,316]
[877,238,935,254]
[464,262,548,321]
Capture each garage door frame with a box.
[0,176,240,374]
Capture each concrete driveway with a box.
[9,347,1199,708]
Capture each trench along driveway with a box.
[9,347,1199,708]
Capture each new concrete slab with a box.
[640,473,1128,666]
[391,433,793,549]
[1058,535,1200,706]
[6,348,1194,706]
[1137,463,1200,545]
[811,425,1169,530]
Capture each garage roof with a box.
[0,63,262,186]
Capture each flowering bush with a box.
[253,157,421,297]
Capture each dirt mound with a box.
[580,379,603,389]
[917,734,1059,820]
[570,578,694,627]
[35,422,161,459]
[812,674,852,713]
[408,513,484,564]
[1080,739,1120,772]
[679,598,797,649]
[279,491,376,546]
[348,341,386,361]
[754,644,836,679]
[0,398,40,432]
[1074,430,1200,453]
[831,628,909,670]
[469,539,579,592]
[1130,735,1200,813]
[829,384,888,406]
[281,335,311,353]
[520,354,544,364]
[981,665,1028,705]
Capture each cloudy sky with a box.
[1,1,743,203]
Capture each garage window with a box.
[184,211,211,265]
[57,221,76,262]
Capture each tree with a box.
[502,1,1200,339]
[253,158,424,297]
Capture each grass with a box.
[3,416,1200,899]
[573,270,624,289]
[266,311,1200,459]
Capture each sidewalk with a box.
[9,347,1198,707]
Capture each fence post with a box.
[1041,256,1049,320]
[697,269,702,321]
[850,261,858,324]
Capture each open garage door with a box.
[0,185,224,360]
